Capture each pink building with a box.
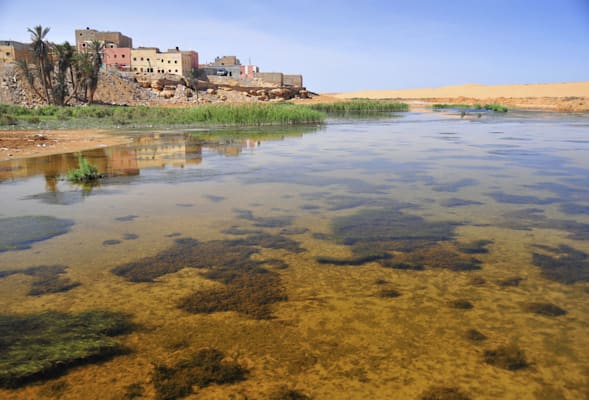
[240,64,259,79]
[104,48,131,71]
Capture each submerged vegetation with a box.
[531,244,589,284]
[0,215,74,252]
[524,302,567,317]
[152,348,247,400]
[0,310,133,388]
[420,386,471,400]
[0,265,80,296]
[113,236,294,318]
[0,103,325,128]
[484,345,529,370]
[432,103,508,112]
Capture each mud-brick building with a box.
[104,47,132,71]
[0,40,33,64]
[75,27,132,51]
[130,47,198,77]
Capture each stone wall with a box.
[255,72,283,86]
[284,74,303,87]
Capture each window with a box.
[167,60,170,63]
[133,57,137,61]
[174,60,177,64]
[175,69,178,73]
[114,54,117,58]
[141,57,144,61]
[168,69,171,73]
[122,54,125,58]
[147,58,150,61]
[5,52,9,56]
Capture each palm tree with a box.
[86,40,103,104]
[28,25,52,104]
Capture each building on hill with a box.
[104,47,131,71]
[130,47,159,73]
[212,55,239,66]
[202,55,241,77]
[130,47,198,77]
[0,40,33,64]
[240,64,259,79]
[75,27,132,51]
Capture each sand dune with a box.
[331,82,589,112]
[334,82,589,99]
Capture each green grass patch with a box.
[67,155,101,183]
[432,103,508,112]
[0,103,325,129]
[306,100,409,113]
[0,310,134,388]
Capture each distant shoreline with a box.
[330,82,589,112]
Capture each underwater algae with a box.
[0,310,133,388]
[484,345,529,371]
[113,236,291,318]
[0,265,80,296]
[420,386,471,400]
[269,386,312,400]
[0,216,74,252]
[523,302,567,317]
[531,244,589,284]
[152,348,247,400]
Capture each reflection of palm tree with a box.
[44,174,58,192]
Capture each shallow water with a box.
[1,111,589,399]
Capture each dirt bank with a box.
[0,129,132,161]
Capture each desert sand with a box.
[332,81,589,111]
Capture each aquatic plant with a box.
[66,155,101,183]
[420,386,471,400]
[432,103,508,112]
[497,277,524,287]
[380,260,426,271]
[449,299,474,310]
[470,276,486,286]
[457,240,493,254]
[484,345,529,370]
[112,238,259,282]
[465,329,487,342]
[377,288,401,298]
[331,208,458,247]
[0,215,74,252]
[152,348,247,400]
[0,265,80,296]
[531,244,589,284]
[179,270,286,319]
[269,386,312,400]
[315,253,389,266]
[306,100,409,113]
[0,310,133,388]
[523,302,567,317]
[122,382,144,399]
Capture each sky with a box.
[0,0,588,92]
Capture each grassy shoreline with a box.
[0,100,411,130]
[0,103,326,129]
[432,103,508,112]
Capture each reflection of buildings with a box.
[0,129,316,184]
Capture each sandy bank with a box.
[332,82,589,111]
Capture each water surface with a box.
[1,112,588,399]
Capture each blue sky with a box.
[0,0,588,92]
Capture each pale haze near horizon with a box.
[0,0,587,93]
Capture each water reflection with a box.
[0,126,321,184]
